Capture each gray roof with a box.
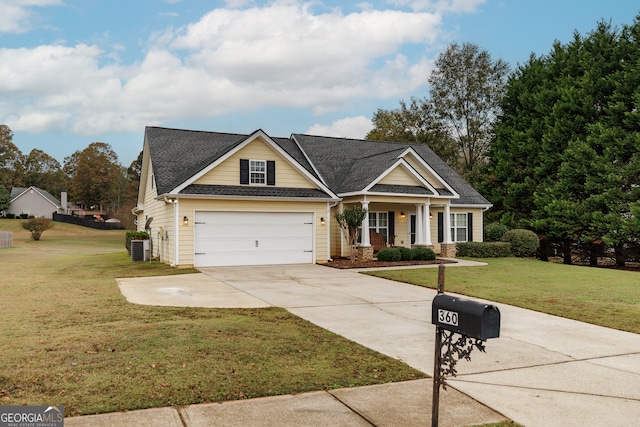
[144,126,490,205]
[181,185,332,199]
[10,186,61,206]
[292,134,490,205]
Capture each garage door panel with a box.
[194,212,314,267]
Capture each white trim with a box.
[397,147,459,198]
[171,129,339,199]
[173,199,179,266]
[364,158,439,194]
[10,186,61,208]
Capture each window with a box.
[369,211,389,241]
[450,213,468,242]
[250,160,266,184]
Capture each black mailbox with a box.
[432,294,500,340]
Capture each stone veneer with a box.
[439,243,457,258]
[356,246,374,261]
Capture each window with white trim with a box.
[369,211,389,241]
[450,213,468,242]
[250,160,266,184]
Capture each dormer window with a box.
[250,160,266,184]
[240,159,276,186]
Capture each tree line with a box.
[368,15,640,266]
[0,124,142,227]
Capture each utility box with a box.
[432,294,500,340]
[131,239,150,262]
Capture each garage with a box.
[194,211,314,267]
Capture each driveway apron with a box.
[199,263,640,427]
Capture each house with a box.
[134,126,491,267]
[7,186,65,219]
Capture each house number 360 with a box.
[438,309,458,327]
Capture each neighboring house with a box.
[8,186,64,219]
[134,126,492,267]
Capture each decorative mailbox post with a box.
[430,265,500,427]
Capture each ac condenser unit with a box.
[131,239,149,261]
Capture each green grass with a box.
[0,219,425,416]
[366,257,640,334]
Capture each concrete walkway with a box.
[111,262,640,426]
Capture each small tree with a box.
[334,206,367,262]
[21,218,54,241]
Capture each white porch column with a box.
[444,203,452,244]
[415,203,424,245]
[361,201,371,247]
[424,202,432,245]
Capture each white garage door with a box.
[194,211,314,267]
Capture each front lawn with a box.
[366,257,640,334]
[0,220,424,416]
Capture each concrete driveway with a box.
[119,263,640,426]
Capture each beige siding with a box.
[137,158,175,263]
[404,156,446,190]
[194,137,315,189]
[378,166,421,186]
[177,198,330,267]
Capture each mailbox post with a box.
[431,265,500,427]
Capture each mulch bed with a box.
[324,257,456,269]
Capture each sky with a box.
[1,0,639,167]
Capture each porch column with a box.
[415,204,424,245]
[361,201,371,247]
[444,203,452,244]
[424,202,432,245]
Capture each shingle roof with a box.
[181,184,332,199]
[144,126,490,206]
[292,134,490,205]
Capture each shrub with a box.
[456,241,512,258]
[412,247,436,261]
[484,222,509,242]
[19,213,29,219]
[377,247,402,262]
[126,231,150,253]
[6,213,15,219]
[20,218,54,241]
[398,247,414,261]
[501,229,540,257]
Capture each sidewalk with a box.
[64,379,507,427]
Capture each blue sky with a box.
[1,0,638,167]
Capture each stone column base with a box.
[440,243,457,258]
[412,244,435,250]
[357,246,374,261]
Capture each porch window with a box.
[450,213,468,242]
[369,211,388,241]
[250,160,266,184]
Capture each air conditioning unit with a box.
[131,239,150,261]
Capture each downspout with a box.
[172,199,179,267]
[327,200,340,262]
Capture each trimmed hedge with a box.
[501,229,539,257]
[377,248,402,261]
[456,241,511,258]
[484,222,509,242]
[125,231,149,254]
[412,247,436,261]
[398,247,414,261]
[377,247,436,262]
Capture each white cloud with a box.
[0,1,475,137]
[306,116,373,139]
[0,0,62,33]
[388,0,486,13]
